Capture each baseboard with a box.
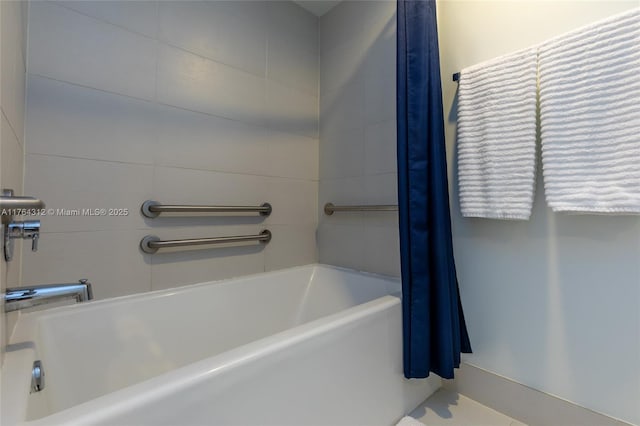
[444,362,633,426]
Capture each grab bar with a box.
[1,189,45,216]
[323,203,398,215]
[141,200,272,218]
[140,230,272,254]
[0,196,45,211]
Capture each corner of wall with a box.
[1,0,29,364]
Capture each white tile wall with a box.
[149,225,266,291]
[266,79,318,138]
[158,1,267,77]
[1,0,26,144]
[260,130,319,181]
[55,1,159,38]
[267,26,318,96]
[264,177,318,226]
[1,0,28,359]
[154,104,268,175]
[320,124,365,179]
[317,223,365,271]
[364,35,396,124]
[1,113,24,291]
[156,44,266,125]
[267,2,318,96]
[365,120,396,175]
[28,1,157,101]
[21,230,153,300]
[264,224,317,271]
[25,154,153,232]
[318,1,398,276]
[320,36,367,95]
[26,75,158,164]
[152,166,269,209]
[1,113,24,196]
[319,0,364,54]
[23,1,320,300]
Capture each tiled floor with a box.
[409,389,526,426]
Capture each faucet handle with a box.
[21,220,40,252]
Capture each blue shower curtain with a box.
[396,0,471,379]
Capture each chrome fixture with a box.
[4,220,40,261]
[1,188,45,223]
[323,203,398,215]
[4,279,93,312]
[4,220,40,262]
[140,230,272,254]
[141,200,272,218]
[31,360,44,393]
[2,188,45,261]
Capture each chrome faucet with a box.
[4,220,40,261]
[4,279,93,312]
[2,188,45,261]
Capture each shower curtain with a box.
[396,0,472,379]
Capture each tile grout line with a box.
[26,152,320,183]
[26,73,319,143]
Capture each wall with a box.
[21,1,319,300]
[437,1,640,424]
[1,0,28,362]
[317,1,399,276]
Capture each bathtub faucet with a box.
[4,279,93,312]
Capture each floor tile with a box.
[410,389,526,426]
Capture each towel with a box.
[395,416,425,426]
[539,8,640,214]
[457,47,539,220]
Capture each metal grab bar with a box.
[1,189,46,226]
[141,200,271,218]
[323,203,398,215]
[0,196,45,211]
[140,230,272,254]
[1,189,45,216]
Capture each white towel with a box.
[395,416,425,426]
[457,47,539,220]
[539,8,640,214]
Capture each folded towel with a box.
[539,8,640,214]
[395,416,426,426]
[457,47,539,220]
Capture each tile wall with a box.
[22,1,319,299]
[317,1,399,276]
[1,0,28,360]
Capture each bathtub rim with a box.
[8,263,400,326]
[18,295,401,425]
[2,264,402,425]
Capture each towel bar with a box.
[140,230,271,254]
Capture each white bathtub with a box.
[1,264,440,425]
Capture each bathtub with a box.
[1,264,440,425]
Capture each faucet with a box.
[4,279,93,312]
[4,220,40,261]
[2,188,45,261]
